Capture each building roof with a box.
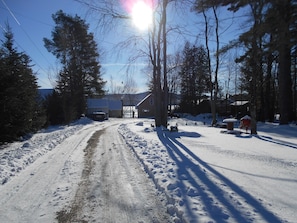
[87,98,122,110]
[87,99,109,108]
[108,100,122,110]
[136,93,152,107]
[230,101,249,106]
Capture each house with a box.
[136,93,155,118]
[197,100,211,114]
[230,101,250,118]
[197,99,249,117]
[86,98,123,118]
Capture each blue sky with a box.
[0,0,84,88]
[0,0,247,94]
[0,0,149,92]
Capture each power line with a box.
[0,23,6,32]
[0,23,51,87]
[1,0,54,88]
[1,0,51,64]
[0,5,53,28]
[1,0,20,25]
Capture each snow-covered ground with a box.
[119,115,297,223]
[0,115,296,222]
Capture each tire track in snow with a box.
[56,129,104,222]
[57,124,170,223]
[86,125,170,223]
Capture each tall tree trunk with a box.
[213,6,219,125]
[277,0,293,124]
[265,52,274,122]
[293,50,297,121]
[152,22,162,127]
[202,9,215,125]
[249,3,262,134]
[149,17,162,127]
[161,0,168,127]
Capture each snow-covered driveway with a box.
[1,116,296,223]
[0,119,170,223]
[73,124,170,223]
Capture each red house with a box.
[136,93,155,118]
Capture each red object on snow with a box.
[240,115,251,133]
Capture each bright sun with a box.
[131,1,153,30]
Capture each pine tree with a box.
[179,42,209,114]
[0,28,42,142]
[44,10,105,123]
[43,90,64,125]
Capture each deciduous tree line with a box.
[1,0,296,143]
[76,0,296,131]
[193,0,297,133]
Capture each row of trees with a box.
[142,0,297,130]
[1,0,296,142]
[0,11,106,143]
[76,0,297,133]
[167,1,297,130]
[179,42,209,113]
[193,0,297,133]
[76,0,174,127]
[155,0,297,131]
[0,29,46,142]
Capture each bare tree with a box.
[108,75,124,95]
[166,52,182,113]
[201,9,214,122]
[195,5,220,125]
[123,73,138,115]
[148,0,169,127]
[213,6,220,123]
[75,0,190,127]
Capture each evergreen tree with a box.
[0,28,43,142]
[44,10,105,123]
[179,42,209,114]
[43,90,64,125]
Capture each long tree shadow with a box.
[157,128,282,223]
[255,135,297,149]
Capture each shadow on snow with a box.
[256,135,297,150]
[157,128,282,223]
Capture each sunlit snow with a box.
[0,114,296,222]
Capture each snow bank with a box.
[118,123,186,222]
[0,118,93,185]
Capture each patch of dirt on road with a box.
[56,129,104,223]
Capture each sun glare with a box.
[131,1,153,30]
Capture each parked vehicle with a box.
[91,111,107,121]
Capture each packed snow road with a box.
[0,120,170,223]
[1,117,296,222]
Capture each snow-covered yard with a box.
[0,115,296,222]
[119,115,297,223]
